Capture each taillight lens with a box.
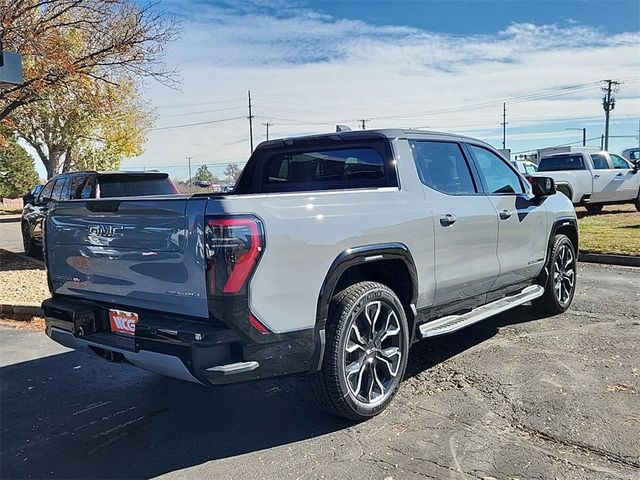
[205,216,264,295]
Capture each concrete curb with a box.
[579,252,640,268]
[0,303,43,317]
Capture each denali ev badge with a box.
[88,225,124,238]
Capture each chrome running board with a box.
[419,285,544,338]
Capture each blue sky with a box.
[104,0,640,180]
[305,1,640,35]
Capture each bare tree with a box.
[0,0,180,121]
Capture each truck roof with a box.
[256,128,491,150]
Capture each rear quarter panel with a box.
[206,139,435,333]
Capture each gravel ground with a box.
[1,262,638,480]
[0,249,48,305]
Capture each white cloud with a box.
[131,4,640,176]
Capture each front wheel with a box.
[310,281,409,421]
[634,190,640,212]
[532,234,577,315]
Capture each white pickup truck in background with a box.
[534,151,640,212]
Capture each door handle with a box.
[439,214,457,227]
[499,210,512,220]
[616,172,624,177]
[593,174,600,178]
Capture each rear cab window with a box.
[538,155,586,172]
[96,174,176,198]
[236,137,397,194]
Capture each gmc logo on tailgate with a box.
[88,225,124,238]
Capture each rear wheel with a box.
[585,204,603,213]
[533,234,577,315]
[310,281,409,421]
[634,189,640,212]
[21,222,39,257]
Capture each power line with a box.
[162,106,245,117]
[512,136,603,155]
[151,116,245,131]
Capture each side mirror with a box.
[23,193,34,205]
[633,159,640,173]
[528,176,556,199]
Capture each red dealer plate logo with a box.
[109,309,139,336]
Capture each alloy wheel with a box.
[553,244,575,305]
[343,300,403,407]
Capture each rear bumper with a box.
[43,297,318,385]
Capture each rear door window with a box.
[261,147,389,193]
[590,154,610,170]
[538,155,585,171]
[97,175,175,197]
[410,141,477,194]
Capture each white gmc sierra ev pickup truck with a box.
[42,129,578,420]
[534,151,640,213]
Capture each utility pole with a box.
[248,90,254,153]
[602,79,620,151]
[262,121,272,141]
[501,102,508,149]
[357,119,369,130]
[582,127,586,147]
[186,156,193,187]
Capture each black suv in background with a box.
[21,171,178,257]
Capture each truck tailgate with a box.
[46,197,210,318]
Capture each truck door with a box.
[465,144,548,289]
[589,153,620,203]
[410,140,500,306]
[610,154,640,201]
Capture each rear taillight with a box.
[168,178,179,194]
[205,216,264,296]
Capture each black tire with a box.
[634,190,640,212]
[310,281,409,421]
[21,222,39,258]
[585,204,603,213]
[532,234,577,316]
[556,185,573,201]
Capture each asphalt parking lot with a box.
[1,262,639,480]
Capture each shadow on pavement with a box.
[0,305,544,479]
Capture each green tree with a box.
[0,137,39,198]
[193,165,214,183]
[223,163,241,183]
